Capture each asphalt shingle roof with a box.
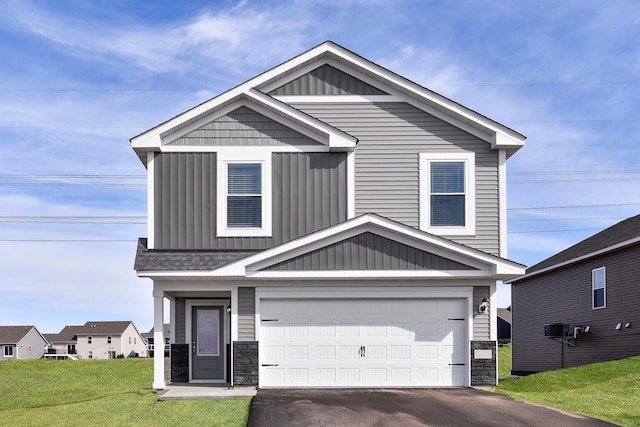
[0,326,35,344]
[76,321,133,336]
[526,213,640,275]
[134,238,259,271]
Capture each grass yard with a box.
[495,345,640,427]
[0,358,251,427]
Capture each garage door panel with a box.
[259,298,467,387]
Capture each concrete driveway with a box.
[247,388,615,427]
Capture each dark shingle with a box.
[0,326,34,344]
[134,238,259,271]
[526,213,640,274]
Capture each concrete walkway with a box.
[157,384,257,401]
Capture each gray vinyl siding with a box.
[473,287,490,340]
[167,106,320,146]
[238,288,255,340]
[263,232,477,271]
[269,64,388,96]
[290,102,500,255]
[511,243,640,374]
[153,152,347,249]
[175,298,186,344]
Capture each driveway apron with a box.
[247,388,615,427]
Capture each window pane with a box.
[593,268,605,289]
[431,162,464,193]
[594,288,605,308]
[431,195,465,226]
[228,197,262,227]
[228,164,261,194]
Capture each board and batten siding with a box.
[511,243,640,374]
[238,287,256,341]
[153,152,347,249]
[291,102,501,256]
[473,286,490,340]
[263,231,477,271]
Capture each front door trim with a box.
[186,299,230,383]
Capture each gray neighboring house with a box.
[132,41,526,390]
[507,214,640,375]
[497,308,512,345]
[0,326,49,360]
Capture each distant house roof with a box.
[497,308,512,324]
[143,324,170,339]
[44,325,83,344]
[0,326,40,344]
[509,214,640,283]
[76,321,136,336]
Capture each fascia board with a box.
[507,236,640,284]
[130,43,337,149]
[321,43,526,146]
[246,270,495,279]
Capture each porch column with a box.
[152,291,166,389]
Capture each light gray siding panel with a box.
[168,106,321,146]
[269,64,388,96]
[238,288,255,341]
[473,287,490,340]
[154,152,347,249]
[512,244,640,374]
[263,232,478,271]
[291,102,500,255]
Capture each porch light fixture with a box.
[478,298,489,314]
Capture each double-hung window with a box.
[592,267,606,309]
[217,152,272,237]
[4,345,13,357]
[420,152,475,235]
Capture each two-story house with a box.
[73,321,147,360]
[132,41,526,390]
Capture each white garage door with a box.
[259,298,467,387]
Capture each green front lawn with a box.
[0,358,251,427]
[495,346,640,427]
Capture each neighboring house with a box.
[44,325,83,358]
[73,321,147,360]
[131,41,526,389]
[497,308,512,344]
[507,214,640,374]
[0,326,49,360]
[144,324,170,357]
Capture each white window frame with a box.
[4,345,13,357]
[592,266,606,309]
[217,151,272,237]
[419,152,476,236]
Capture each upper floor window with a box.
[419,152,476,236]
[592,267,606,309]
[217,152,272,237]
[87,336,92,344]
[107,336,112,344]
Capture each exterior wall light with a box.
[615,322,622,330]
[478,298,489,314]
[624,322,631,328]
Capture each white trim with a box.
[498,150,507,258]
[592,266,606,310]
[507,236,640,284]
[185,299,231,384]
[216,152,272,237]
[147,152,155,249]
[419,152,476,236]
[347,150,355,219]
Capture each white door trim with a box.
[185,299,231,383]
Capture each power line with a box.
[508,202,640,211]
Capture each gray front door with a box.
[191,306,225,380]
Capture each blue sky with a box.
[1,0,639,333]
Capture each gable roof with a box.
[509,213,640,283]
[131,41,525,165]
[44,325,83,344]
[497,308,512,324]
[137,213,525,280]
[75,321,136,336]
[0,326,41,344]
